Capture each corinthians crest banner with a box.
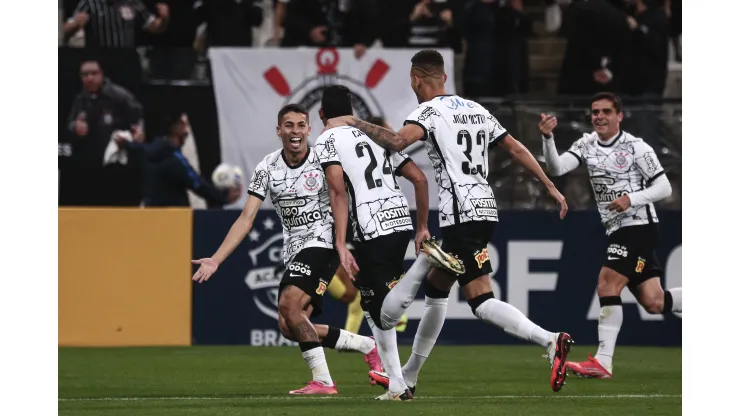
[208,47,456,209]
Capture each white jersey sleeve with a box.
[486,113,509,146]
[247,160,269,200]
[315,134,341,169]
[404,105,441,141]
[391,150,411,175]
[567,136,587,166]
[633,140,665,183]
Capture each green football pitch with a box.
[59,345,681,415]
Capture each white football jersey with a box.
[405,95,508,227]
[247,148,334,263]
[568,131,664,234]
[315,126,413,242]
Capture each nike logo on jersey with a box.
[289,273,302,277]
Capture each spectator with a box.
[491,0,532,96]
[63,0,170,48]
[139,114,241,208]
[381,0,461,51]
[62,60,145,206]
[623,0,670,96]
[194,0,263,47]
[558,0,631,95]
[282,0,377,59]
[461,0,496,97]
[141,0,200,80]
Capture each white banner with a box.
[209,47,456,209]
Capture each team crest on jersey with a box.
[303,172,320,191]
[265,48,384,121]
[614,152,630,169]
[316,281,327,295]
[474,248,490,269]
[635,257,646,273]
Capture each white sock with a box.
[402,296,447,387]
[365,312,406,393]
[667,288,682,312]
[301,346,333,386]
[335,329,375,354]
[380,256,431,329]
[595,305,623,371]
[474,298,553,347]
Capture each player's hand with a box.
[192,258,219,283]
[310,26,328,44]
[338,246,359,281]
[547,184,568,219]
[538,113,557,137]
[439,9,453,26]
[415,227,431,256]
[323,115,354,132]
[607,194,631,212]
[411,0,432,21]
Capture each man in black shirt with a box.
[63,0,169,47]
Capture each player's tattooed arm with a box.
[348,117,424,151]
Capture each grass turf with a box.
[59,345,681,415]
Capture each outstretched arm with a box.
[346,117,425,151]
[498,134,568,219]
[192,194,262,283]
[538,113,580,176]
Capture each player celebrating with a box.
[324,50,574,393]
[540,92,682,378]
[191,104,382,395]
[315,86,440,400]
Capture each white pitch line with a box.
[59,394,680,402]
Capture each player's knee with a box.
[277,316,296,341]
[642,295,665,314]
[467,292,494,315]
[340,286,358,303]
[597,270,624,297]
[424,277,451,299]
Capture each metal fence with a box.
[479,97,682,211]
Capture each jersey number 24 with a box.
[355,142,399,190]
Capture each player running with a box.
[540,92,682,378]
[191,104,382,395]
[315,85,444,401]
[324,49,574,393]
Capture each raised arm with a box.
[539,114,581,176]
[397,157,430,255]
[498,134,568,219]
[191,194,262,283]
[347,118,425,152]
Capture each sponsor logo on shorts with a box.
[474,248,490,269]
[288,261,312,276]
[471,198,497,217]
[635,257,646,273]
[360,288,375,298]
[607,244,629,258]
[316,280,327,295]
[387,277,401,289]
[377,206,413,230]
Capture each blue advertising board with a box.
[192,210,681,346]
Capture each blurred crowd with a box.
[58,0,682,209]
[60,0,681,98]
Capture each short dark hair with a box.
[321,85,353,119]
[591,92,623,114]
[367,116,386,126]
[411,50,445,75]
[277,103,309,124]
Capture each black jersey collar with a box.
[597,130,623,148]
[282,147,311,169]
